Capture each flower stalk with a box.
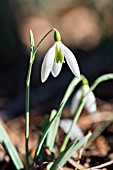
[25,28,54,169]
[25,64,32,170]
[60,96,85,153]
[25,28,80,168]
[60,74,113,153]
[60,75,88,153]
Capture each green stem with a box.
[90,73,113,91]
[25,85,30,170]
[33,28,54,61]
[25,60,33,170]
[60,97,85,153]
[34,77,80,159]
[60,75,87,153]
[60,73,113,153]
[25,28,54,169]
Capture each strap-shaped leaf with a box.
[34,77,81,159]
[46,109,60,152]
[50,132,92,170]
[0,121,24,170]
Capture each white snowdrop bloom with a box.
[41,30,80,82]
[71,85,96,115]
[60,119,84,140]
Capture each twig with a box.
[75,143,86,170]
[86,159,113,170]
[68,158,85,170]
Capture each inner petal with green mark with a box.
[55,44,64,63]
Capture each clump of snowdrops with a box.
[0,28,113,170]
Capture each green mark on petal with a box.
[55,44,64,63]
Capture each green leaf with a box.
[0,121,24,170]
[46,162,54,170]
[34,77,81,159]
[46,109,60,152]
[86,120,113,148]
[50,132,92,170]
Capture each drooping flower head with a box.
[41,29,80,82]
[71,80,97,115]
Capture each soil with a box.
[0,98,113,170]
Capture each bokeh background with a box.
[1,0,113,119]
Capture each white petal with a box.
[60,119,84,140]
[51,62,62,77]
[41,44,56,82]
[71,85,89,115]
[71,85,96,115]
[83,85,90,94]
[60,43,80,78]
[85,91,97,114]
[71,89,82,115]
[83,85,97,114]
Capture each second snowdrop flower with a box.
[71,84,97,115]
[41,29,80,82]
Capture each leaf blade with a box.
[50,132,92,170]
[34,77,80,159]
[0,121,24,170]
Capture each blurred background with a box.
[0,0,113,120]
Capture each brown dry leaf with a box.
[94,136,111,157]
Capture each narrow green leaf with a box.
[86,120,113,148]
[34,77,81,159]
[50,132,92,170]
[47,162,54,170]
[46,109,60,152]
[0,121,24,170]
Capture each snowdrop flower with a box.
[41,29,80,82]
[60,119,84,140]
[71,84,96,115]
